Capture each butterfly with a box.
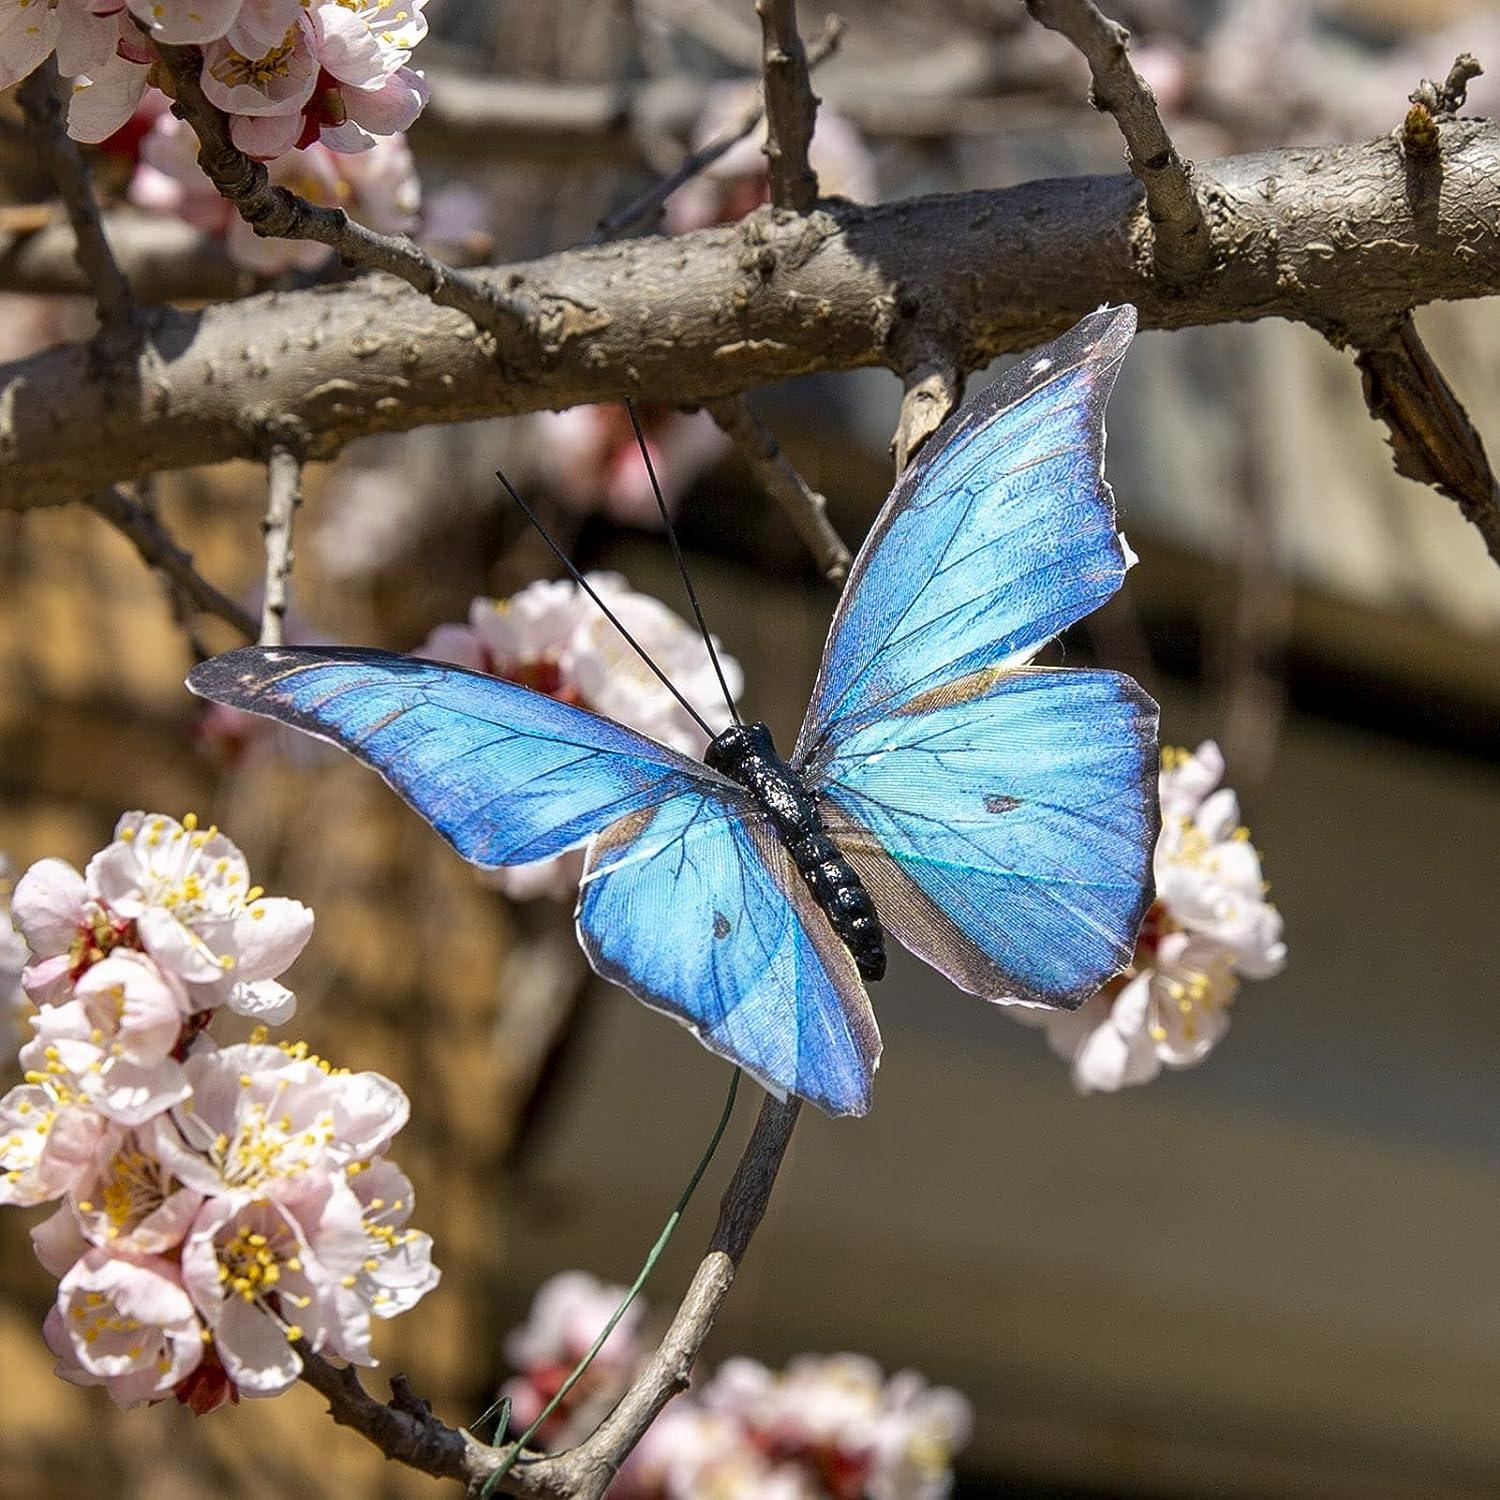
[187,304,1159,1119]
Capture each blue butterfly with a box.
[187,305,1159,1118]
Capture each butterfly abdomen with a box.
[705,722,887,982]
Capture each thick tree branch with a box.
[756,0,822,212]
[7,123,1500,510]
[1350,315,1500,567]
[15,58,136,335]
[705,397,850,580]
[295,1092,800,1497]
[150,41,531,341]
[87,487,256,637]
[1023,0,1209,280]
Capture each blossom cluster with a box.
[419,573,743,900]
[1015,741,1287,1091]
[502,1272,972,1500]
[0,813,437,1409]
[3,0,429,160]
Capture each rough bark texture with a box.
[5,122,1500,510]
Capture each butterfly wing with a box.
[808,667,1158,1007]
[186,647,724,867]
[794,305,1158,1007]
[794,304,1139,762]
[578,790,879,1116]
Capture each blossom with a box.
[314,1158,439,1364]
[2,857,28,1051]
[1,0,120,93]
[419,575,743,901]
[152,1041,409,1200]
[131,112,421,273]
[0,1075,115,1207]
[55,1127,204,1255]
[532,404,728,528]
[198,3,429,158]
[178,1192,324,1395]
[87,812,313,1022]
[1021,742,1286,1092]
[44,1248,204,1406]
[500,1269,643,1433]
[664,83,875,234]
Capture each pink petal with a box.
[230,109,306,160]
[341,66,427,136]
[311,3,388,88]
[126,0,246,45]
[13,858,86,956]
[0,5,61,92]
[66,59,151,145]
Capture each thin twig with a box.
[705,397,850,581]
[587,16,845,245]
[15,58,136,336]
[1348,314,1500,569]
[1022,0,1209,281]
[260,445,303,646]
[87,487,256,638]
[149,40,531,341]
[756,0,822,212]
[294,1091,801,1497]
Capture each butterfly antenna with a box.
[625,400,741,725]
[495,467,716,740]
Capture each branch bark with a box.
[87,487,257,638]
[1023,0,1209,280]
[15,58,136,336]
[150,41,531,341]
[259,444,303,645]
[7,122,1500,509]
[756,0,821,213]
[705,396,850,580]
[294,1092,800,1498]
[1350,314,1500,566]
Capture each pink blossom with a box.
[418,575,742,900]
[0,0,119,92]
[125,0,245,45]
[88,812,313,1022]
[179,1193,319,1395]
[44,1248,204,1407]
[501,1269,643,1433]
[303,1159,439,1364]
[0,1079,115,1206]
[533,404,727,528]
[131,112,421,272]
[153,1041,409,1199]
[68,1127,204,1255]
[664,84,875,234]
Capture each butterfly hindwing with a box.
[185,647,721,867]
[811,667,1159,1007]
[796,305,1158,1007]
[577,789,880,1116]
[795,304,1138,761]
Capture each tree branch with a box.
[705,397,850,580]
[259,444,303,645]
[150,41,531,342]
[756,0,822,212]
[7,123,1500,510]
[1349,314,1500,567]
[15,58,136,336]
[294,1092,799,1497]
[86,487,256,638]
[1022,0,1209,280]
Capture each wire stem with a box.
[480,1069,742,1495]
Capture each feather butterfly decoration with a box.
[187,305,1159,1118]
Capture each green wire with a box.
[480,1068,741,1497]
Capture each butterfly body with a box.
[187,304,1159,1119]
[704,720,886,981]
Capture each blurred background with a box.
[4,0,1500,1496]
